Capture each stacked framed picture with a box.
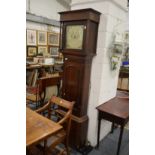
[27,46,37,57]
[48,32,59,57]
[26,29,37,57]
[37,31,48,56]
[26,29,60,58]
[48,32,59,46]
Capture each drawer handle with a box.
[65,58,68,61]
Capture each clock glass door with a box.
[65,25,85,50]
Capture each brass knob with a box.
[65,58,68,61]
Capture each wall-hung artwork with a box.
[49,46,59,56]
[27,29,37,46]
[48,32,59,46]
[27,46,37,57]
[38,46,48,55]
[37,31,47,45]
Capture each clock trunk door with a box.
[62,58,84,116]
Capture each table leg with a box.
[96,112,101,148]
[116,125,124,155]
[111,122,115,133]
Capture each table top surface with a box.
[26,107,62,147]
[26,63,63,69]
[96,91,129,120]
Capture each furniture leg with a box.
[43,140,47,155]
[65,137,70,155]
[111,122,115,133]
[96,112,101,148]
[26,148,30,155]
[116,125,124,155]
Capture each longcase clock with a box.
[59,8,101,148]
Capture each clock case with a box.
[59,9,101,148]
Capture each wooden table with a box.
[26,107,62,147]
[96,91,129,155]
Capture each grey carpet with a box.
[71,128,129,155]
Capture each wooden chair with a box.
[35,96,74,155]
[26,76,61,109]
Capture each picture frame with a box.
[38,46,48,55]
[27,29,37,46]
[49,46,59,56]
[48,32,59,46]
[27,46,37,57]
[37,31,47,45]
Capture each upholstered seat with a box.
[26,76,61,109]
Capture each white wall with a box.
[26,0,64,41]
[71,0,128,146]
[26,21,60,33]
[26,0,70,20]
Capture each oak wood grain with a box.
[26,107,62,147]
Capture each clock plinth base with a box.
[69,114,88,147]
[75,144,93,155]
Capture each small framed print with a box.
[38,46,48,55]
[48,32,59,46]
[26,29,37,46]
[49,46,59,56]
[37,31,47,45]
[27,46,37,57]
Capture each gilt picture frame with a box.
[48,32,59,46]
[27,46,37,57]
[38,46,48,55]
[49,46,59,56]
[37,31,47,45]
[26,29,37,46]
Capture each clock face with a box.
[66,25,85,50]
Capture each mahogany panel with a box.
[62,55,92,116]
[59,8,100,23]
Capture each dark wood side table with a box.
[96,92,129,155]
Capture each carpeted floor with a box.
[27,128,129,155]
[70,128,129,155]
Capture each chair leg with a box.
[43,140,47,155]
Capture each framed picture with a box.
[27,46,37,57]
[37,31,47,45]
[48,32,59,46]
[38,46,48,55]
[26,29,37,46]
[49,46,59,56]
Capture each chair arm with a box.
[57,110,71,125]
[35,101,50,113]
